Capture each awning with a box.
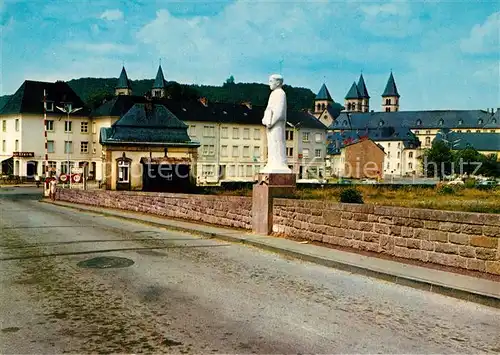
[0,156,13,163]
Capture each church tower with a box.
[357,74,370,112]
[115,66,132,96]
[381,72,400,112]
[152,64,168,98]
[344,82,362,112]
[313,83,333,117]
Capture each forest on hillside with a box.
[0,77,317,111]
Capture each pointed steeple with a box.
[316,83,333,101]
[357,74,370,99]
[116,66,132,89]
[382,72,400,98]
[153,65,167,89]
[345,82,361,99]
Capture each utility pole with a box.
[56,104,82,189]
[43,89,48,177]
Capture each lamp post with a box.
[56,105,82,189]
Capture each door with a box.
[26,161,38,180]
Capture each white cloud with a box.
[460,11,500,54]
[472,61,500,84]
[65,41,136,54]
[100,9,124,21]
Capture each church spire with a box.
[357,73,370,112]
[152,64,168,98]
[115,66,132,96]
[382,72,400,112]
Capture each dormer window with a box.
[416,119,422,126]
[458,119,463,126]
[492,118,497,124]
[343,120,347,126]
[379,120,384,126]
[478,119,483,125]
[182,108,187,112]
[438,119,444,126]
[44,102,54,112]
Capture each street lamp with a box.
[56,105,82,189]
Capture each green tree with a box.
[224,75,235,86]
[86,90,114,109]
[422,140,454,180]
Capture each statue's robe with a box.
[261,87,291,173]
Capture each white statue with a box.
[261,74,292,174]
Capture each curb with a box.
[40,199,500,309]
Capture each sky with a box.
[0,0,499,111]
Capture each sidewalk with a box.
[42,199,500,308]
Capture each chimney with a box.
[199,97,208,107]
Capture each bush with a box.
[339,188,364,204]
[437,185,455,195]
[464,178,477,189]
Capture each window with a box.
[302,148,309,158]
[416,119,422,126]
[64,141,73,153]
[286,130,294,141]
[15,119,19,131]
[202,165,215,177]
[425,130,431,134]
[379,120,384,126]
[2,120,5,132]
[476,130,481,133]
[253,146,260,157]
[397,163,400,169]
[203,125,215,137]
[491,130,496,133]
[92,122,97,134]
[81,121,89,133]
[286,147,293,157]
[253,128,260,140]
[221,145,228,157]
[45,120,54,131]
[118,160,130,183]
[44,102,54,112]
[386,162,390,169]
[458,119,463,126]
[385,98,391,105]
[315,133,322,142]
[47,140,55,153]
[221,127,228,138]
[388,143,391,148]
[397,142,401,148]
[415,130,420,135]
[189,125,196,136]
[65,121,72,132]
[1,140,5,152]
[15,139,19,151]
[478,119,483,125]
[408,162,413,169]
[385,107,390,112]
[232,127,239,139]
[232,146,238,157]
[93,141,97,154]
[80,141,89,154]
[246,165,252,176]
[243,128,250,139]
[397,152,400,159]
[315,149,322,158]
[425,137,431,146]
[438,119,444,126]
[302,132,310,142]
[457,130,462,133]
[202,145,215,156]
[48,161,57,171]
[243,146,250,157]
[408,152,413,158]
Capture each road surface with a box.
[0,187,499,354]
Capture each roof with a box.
[357,74,370,99]
[153,65,167,89]
[345,82,361,100]
[326,126,420,154]
[116,67,132,90]
[100,102,199,147]
[382,72,400,97]
[433,131,500,152]
[326,102,345,119]
[330,110,499,130]
[92,95,327,129]
[0,80,88,116]
[315,84,332,101]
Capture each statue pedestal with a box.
[252,173,296,235]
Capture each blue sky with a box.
[1,0,498,111]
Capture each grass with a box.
[212,185,500,214]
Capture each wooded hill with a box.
[0,77,317,111]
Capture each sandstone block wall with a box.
[58,189,252,230]
[273,199,500,275]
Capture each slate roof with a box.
[0,80,88,116]
[100,103,199,147]
[116,67,132,89]
[357,74,370,99]
[433,131,500,152]
[382,72,400,97]
[326,126,420,155]
[153,65,167,89]
[330,110,499,130]
[315,84,332,101]
[326,102,345,119]
[92,95,327,129]
[345,82,361,100]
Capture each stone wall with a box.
[273,199,500,275]
[57,189,252,229]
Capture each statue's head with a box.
[268,74,283,90]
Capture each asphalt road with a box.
[0,187,499,354]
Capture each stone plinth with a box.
[252,173,296,235]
